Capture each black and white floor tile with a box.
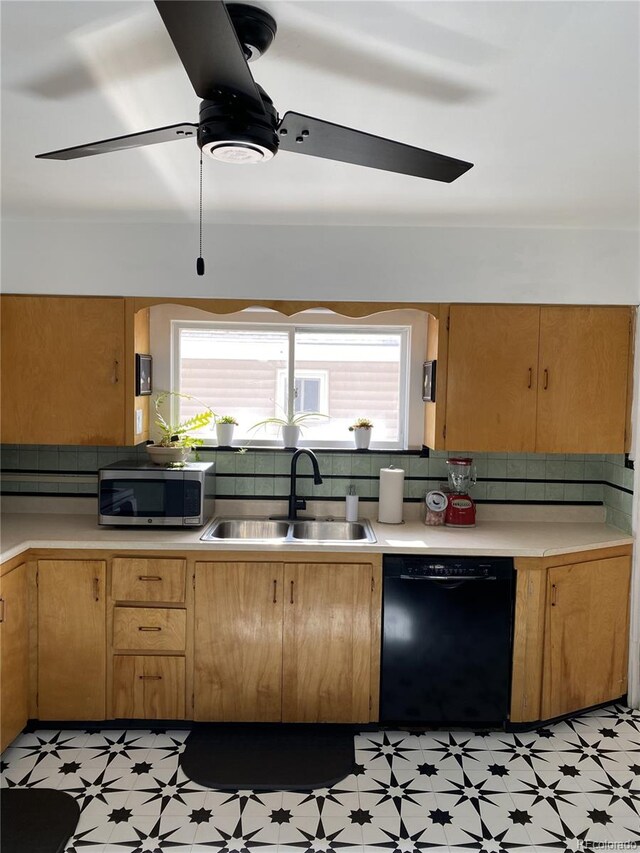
[2,705,640,852]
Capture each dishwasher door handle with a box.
[399,574,497,582]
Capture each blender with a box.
[445,457,477,527]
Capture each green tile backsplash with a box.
[0,445,634,533]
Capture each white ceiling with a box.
[1,0,638,227]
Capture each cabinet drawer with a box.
[112,558,186,603]
[113,607,186,651]
[113,655,185,719]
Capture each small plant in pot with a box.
[215,415,238,447]
[147,391,217,464]
[349,417,374,450]
[252,409,328,448]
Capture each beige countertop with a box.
[0,501,633,564]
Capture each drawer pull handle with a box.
[273,579,277,603]
[0,597,5,623]
[138,626,162,632]
[543,368,549,390]
[290,579,294,604]
[527,367,532,389]
[138,575,162,581]
[93,577,100,602]
[139,675,162,680]
[551,584,558,607]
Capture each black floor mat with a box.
[0,788,80,853]
[180,723,357,791]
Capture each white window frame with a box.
[171,320,410,450]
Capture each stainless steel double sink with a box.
[201,517,377,544]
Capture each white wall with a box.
[2,219,638,304]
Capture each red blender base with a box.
[445,494,476,527]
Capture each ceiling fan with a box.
[35,0,473,183]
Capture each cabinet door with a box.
[283,563,372,723]
[0,296,126,445]
[38,560,106,720]
[113,656,185,719]
[542,557,631,719]
[536,307,631,453]
[194,562,284,722]
[445,305,540,451]
[0,565,29,750]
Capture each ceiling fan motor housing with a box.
[226,3,277,61]
[198,88,279,163]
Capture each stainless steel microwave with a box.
[98,460,214,527]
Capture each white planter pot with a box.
[281,424,300,448]
[216,423,235,447]
[353,428,372,450]
[146,445,190,465]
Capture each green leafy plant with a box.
[216,414,239,426]
[251,409,329,433]
[152,391,217,448]
[349,417,374,431]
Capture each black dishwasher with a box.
[380,555,514,726]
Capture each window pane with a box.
[178,327,289,440]
[294,330,403,443]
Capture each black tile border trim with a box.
[1,469,632,495]
[0,489,606,506]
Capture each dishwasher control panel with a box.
[383,554,514,580]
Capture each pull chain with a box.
[196,150,205,276]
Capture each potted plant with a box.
[349,417,373,450]
[215,415,238,447]
[147,391,217,464]
[252,409,328,448]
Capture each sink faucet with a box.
[287,449,323,520]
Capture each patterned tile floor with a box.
[1,704,640,852]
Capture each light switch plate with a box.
[136,408,143,434]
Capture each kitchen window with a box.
[172,321,410,449]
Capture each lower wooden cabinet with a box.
[113,656,186,719]
[282,563,373,723]
[194,560,375,723]
[0,564,29,750]
[195,562,284,722]
[37,560,107,720]
[542,556,631,719]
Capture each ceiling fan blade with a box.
[278,112,473,183]
[154,0,265,112]
[35,123,198,160]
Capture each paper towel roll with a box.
[378,467,405,524]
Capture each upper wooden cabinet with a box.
[536,308,631,453]
[426,304,634,453]
[0,563,29,751]
[445,306,540,452]
[0,295,150,445]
